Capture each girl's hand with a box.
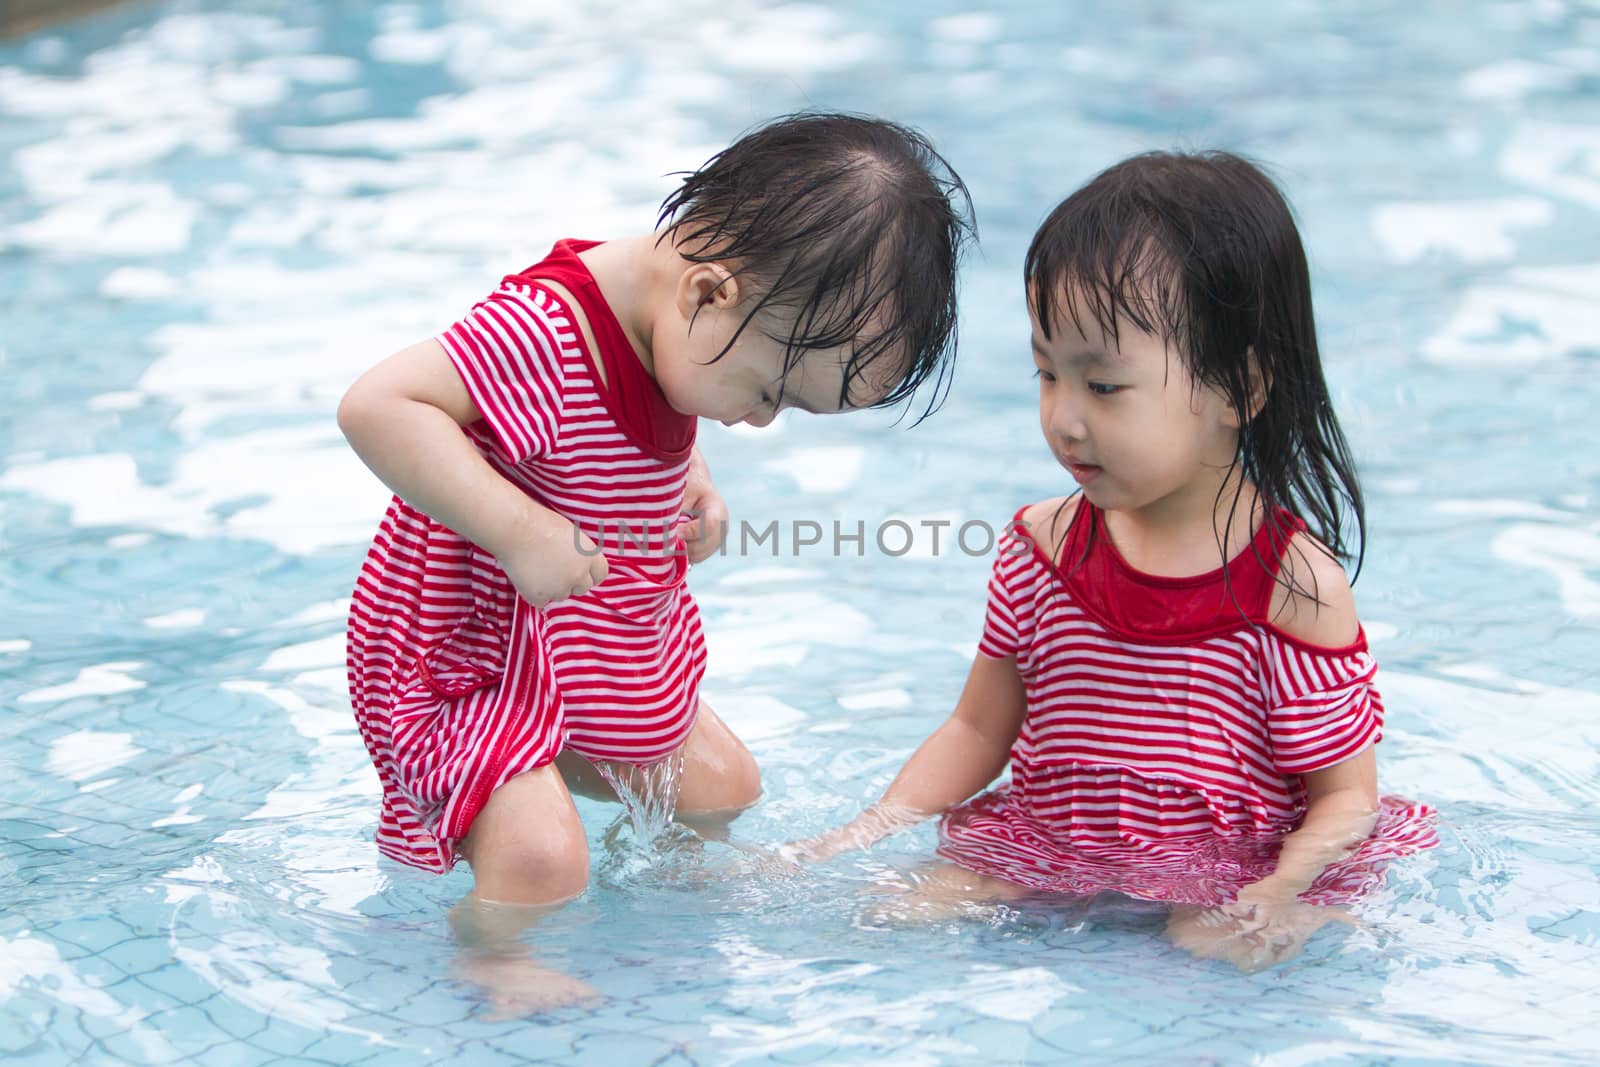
[497,510,610,607]
[1166,876,1353,972]
[785,656,1028,864]
[782,805,924,864]
[680,447,728,565]
[1217,874,1300,927]
[781,826,866,865]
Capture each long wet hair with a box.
[1025,150,1365,587]
[658,111,975,422]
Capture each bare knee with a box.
[469,827,589,906]
[462,768,590,906]
[677,732,762,819]
[719,740,762,812]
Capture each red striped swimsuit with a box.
[346,241,705,873]
[939,500,1437,906]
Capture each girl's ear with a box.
[1225,346,1271,428]
[675,262,740,319]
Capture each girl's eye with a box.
[1087,382,1121,396]
[1033,369,1056,383]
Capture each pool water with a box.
[3,1,1598,1063]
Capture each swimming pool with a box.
[3,0,1597,1062]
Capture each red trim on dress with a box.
[505,240,697,463]
[1015,500,1369,653]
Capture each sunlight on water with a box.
[3,0,1598,1063]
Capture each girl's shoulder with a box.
[1266,529,1362,648]
[1015,495,1083,565]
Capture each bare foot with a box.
[447,896,600,1018]
[454,950,601,1019]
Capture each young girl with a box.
[795,151,1436,971]
[339,111,973,911]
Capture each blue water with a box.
[4,1,1598,1063]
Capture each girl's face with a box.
[1030,286,1242,525]
[652,266,893,425]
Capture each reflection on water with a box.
[2,0,1598,1063]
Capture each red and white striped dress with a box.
[938,500,1438,907]
[346,241,706,873]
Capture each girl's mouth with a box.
[1066,461,1102,484]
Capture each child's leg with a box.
[459,763,590,905]
[448,896,599,1018]
[902,861,1032,901]
[674,701,761,822]
[862,860,1031,924]
[451,766,597,1016]
[554,701,761,827]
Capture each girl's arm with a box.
[1177,748,1378,970]
[1242,746,1378,902]
[338,339,608,605]
[1237,530,1378,905]
[790,652,1028,861]
[680,447,728,564]
[1168,749,1378,971]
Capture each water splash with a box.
[594,751,684,844]
[590,751,706,888]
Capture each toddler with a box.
[340,112,974,913]
[795,150,1435,972]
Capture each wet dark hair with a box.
[1025,150,1365,590]
[658,110,975,421]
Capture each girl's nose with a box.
[1048,395,1086,442]
[742,405,777,428]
